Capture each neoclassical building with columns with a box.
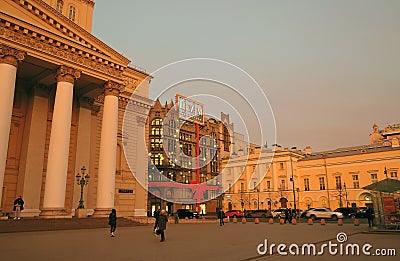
[0,0,153,218]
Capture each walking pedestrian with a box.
[174,212,179,224]
[108,209,117,237]
[284,208,289,224]
[157,209,168,242]
[218,209,225,226]
[153,209,160,232]
[13,196,24,220]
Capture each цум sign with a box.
[176,94,204,125]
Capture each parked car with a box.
[244,210,270,218]
[224,210,244,218]
[305,208,343,220]
[271,208,286,218]
[176,209,199,219]
[334,207,363,218]
[300,208,315,218]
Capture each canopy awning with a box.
[362,178,400,193]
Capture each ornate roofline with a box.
[14,0,130,65]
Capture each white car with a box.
[271,208,286,218]
[305,208,343,220]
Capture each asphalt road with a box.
[0,221,398,261]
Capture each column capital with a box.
[0,44,26,67]
[79,96,94,109]
[56,65,81,84]
[104,81,123,96]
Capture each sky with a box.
[93,0,400,151]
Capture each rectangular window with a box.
[279,162,284,170]
[304,178,310,191]
[266,180,271,189]
[280,179,286,190]
[319,177,325,190]
[352,175,359,188]
[390,171,398,179]
[335,176,342,189]
[371,174,378,183]
[240,182,244,193]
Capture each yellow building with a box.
[0,0,152,218]
[222,126,400,212]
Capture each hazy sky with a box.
[93,0,400,151]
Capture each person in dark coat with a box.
[157,209,168,242]
[366,207,374,228]
[108,209,117,237]
[218,209,225,226]
[13,196,24,220]
[153,209,160,231]
[284,208,289,224]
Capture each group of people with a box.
[108,208,167,241]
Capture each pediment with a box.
[1,0,130,67]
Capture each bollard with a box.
[227,216,230,223]
[354,219,359,226]
[242,217,247,224]
[308,218,313,225]
[280,218,285,225]
[338,219,343,226]
[292,219,297,225]
[268,218,274,224]
[233,217,237,223]
[255,218,259,224]
[320,219,326,225]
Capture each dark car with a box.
[176,209,199,219]
[245,210,270,218]
[334,207,363,219]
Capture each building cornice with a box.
[16,0,129,65]
[0,14,125,82]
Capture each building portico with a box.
[0,0,152,218]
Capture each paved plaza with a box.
[0,220,399,261]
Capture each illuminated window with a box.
[391,171,398,179]
[151,118,163,126]
[68,5,76,22]
[56,0,63,13]
[322,199,327,207]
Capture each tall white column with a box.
[94,81,121,216]
[0,46,25,211]
[41,66,80,217]
[133,116,148,217]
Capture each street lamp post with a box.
[76,166,90,209]
[289,156,297,216]
[344,182,349,207]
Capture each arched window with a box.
[68,5,76,22]
[56,0,63,13]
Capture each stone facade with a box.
[0,0,152,218]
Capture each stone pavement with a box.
[0,220,398,261]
